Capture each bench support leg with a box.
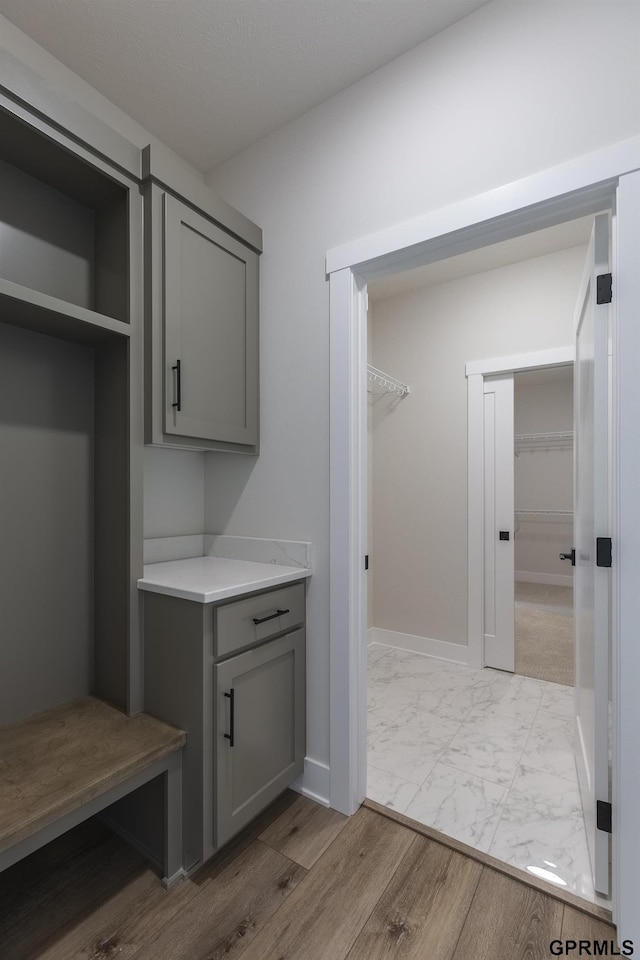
[162,752,185,888]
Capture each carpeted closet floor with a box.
[515,582,574,686]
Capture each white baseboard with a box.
[516,570,573,588]
[290,756,331,807]
[368,627,469,666]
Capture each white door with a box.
[574,213,611,896]
[483,375,515,671]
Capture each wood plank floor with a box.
[0,791,620,960]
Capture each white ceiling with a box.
[0,0,490,172]
[369,216,594,302]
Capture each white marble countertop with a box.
[138,555,311,604]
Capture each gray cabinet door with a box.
[214,629,305,847]
[163,194,258,446]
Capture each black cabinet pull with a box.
[172,359,181,411]
[252,608,290,625]
[224,688,234,747]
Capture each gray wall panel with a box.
[0,322,94,724]
[0,157,94,309]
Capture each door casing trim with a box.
[466,347,574,670]
[327,135,640,937]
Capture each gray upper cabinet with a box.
[143,146,262,453]
[164,196,258,446]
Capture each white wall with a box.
[206,1,640,772]
[0,14,208,542]
[514,373,574,585]
[143,448,205,539]
[369,247,584,648]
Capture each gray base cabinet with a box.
[143,581,306,873]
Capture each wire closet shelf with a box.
[515,431,573,450]
[367,364,411,397]
[515,509,573,522]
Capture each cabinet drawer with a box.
[214,582,305,659]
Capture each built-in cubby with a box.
[0,107,129,325]
[0,97,143,723]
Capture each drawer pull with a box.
[224,688,235,747]
[252,608,290,626]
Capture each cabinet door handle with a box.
[172,359,181,411]
[224,688,234,747]
[252,608,290,625]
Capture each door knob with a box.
[559,549,576,566]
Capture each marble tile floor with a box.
[366,643,609,908]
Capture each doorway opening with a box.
[329,155,640,941]
[364,218,607,906]
[514,365,575,687]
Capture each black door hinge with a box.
[596,537,612,568]
[597,800,612,834]
[364,555,369,570]
[597,273,613,304]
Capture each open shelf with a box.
[0,277,131,346]
[0,106,130,328]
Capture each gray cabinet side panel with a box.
[0,322,94,725]
[126,185,144,715]
[94,195,129,324]
[93,337,129,709]
[143,185,163,446]
[143,593,207,871]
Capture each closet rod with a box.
[367,364,411,397]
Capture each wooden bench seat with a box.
[0,697,186,885]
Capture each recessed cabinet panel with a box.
[163,195,258,447]
[215,629,305,848]
[0,323,93,724]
